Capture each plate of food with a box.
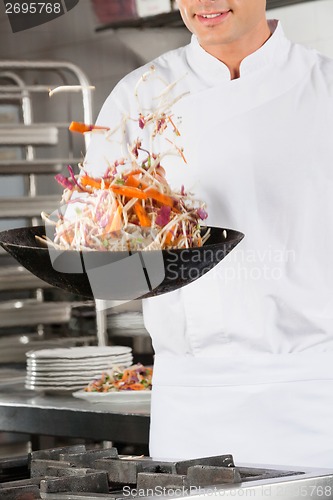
[72,363,152,404]
[73,389,151,403]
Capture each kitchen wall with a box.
[269,0,333,57]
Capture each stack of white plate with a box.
[25,346,133,393]
[107,311,148,336]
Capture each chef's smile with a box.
[195,9,232,26]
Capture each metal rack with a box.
[0,60,96,355]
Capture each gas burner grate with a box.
[0,444,315,500]
[0,455,30,483]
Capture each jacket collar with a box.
[186,20,291,82]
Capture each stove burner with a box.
[0,444,327,500]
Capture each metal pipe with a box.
[0,71,33,124]
[0,61,93,149]
[95,300,108,346]
[0,85,93,93]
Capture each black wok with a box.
[0,225,244,300]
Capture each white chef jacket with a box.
[84,20,333,468]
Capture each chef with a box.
[83,0,333,467]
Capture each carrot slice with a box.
[125,175,148,190]
[145,187,175,208]
[109,205,123,232]
[125,169,143,177]
[80,176,102,189]
[122,369,131,380]
[110,185,148,200]
[69,121,109,134]
[134,202,151,227]
[165,231,173,246]
[164,224,178,246]
[80,176,112,190]
[127,383,147,391]
[103,200,118,233]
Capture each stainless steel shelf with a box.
[0,265,52,291]
[0,300,72,328]
[0,159,82,175]
[0,195,60,218]
[0,125,58,146]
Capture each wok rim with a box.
[0,225,245,254]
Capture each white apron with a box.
[84,21,333,467]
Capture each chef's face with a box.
[176,0,268,54]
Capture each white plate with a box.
[25,378,89,387]
[26,346,132,360]
[26,373,103,383]
[25,383,86,392]
[26,356,133,371]
[26,365,131,377]
[72,389,151,404]
[26,355,133,367]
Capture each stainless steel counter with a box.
[0,382,150,444]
